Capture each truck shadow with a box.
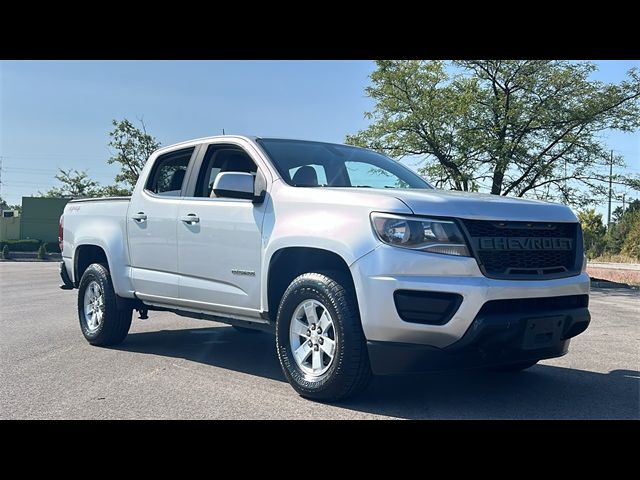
[115,326,639,419]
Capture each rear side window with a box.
[145,148,194,196]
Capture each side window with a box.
[288,164,328,186]
[345,161,409,188]
[146,148,194,196]
[193,145,258,198]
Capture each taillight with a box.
[58,216,64,253]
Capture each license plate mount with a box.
[523,316,564,350]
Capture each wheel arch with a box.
[74,244,110,286]
[266,247,358,323]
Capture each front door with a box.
[127,146,195,300]
[176,143,267,315]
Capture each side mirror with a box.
[212,172,256,200]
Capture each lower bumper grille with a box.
[394,290,462,325]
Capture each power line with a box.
[0,154,110,161]
[4,166,116,174]
[3,170,115,179]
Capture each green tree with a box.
[606,199,640,255]
[347,61,640,206]
[578,209,607,258]
[40,169,102,198]
[621,213,640,260]
[96,184,132,197]
[107,118,161,191]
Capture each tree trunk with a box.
[491,168,504,195]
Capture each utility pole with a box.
[607,150,613,228]
[0,156,3,201]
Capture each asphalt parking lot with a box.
[1,262,638,419]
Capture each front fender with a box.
[259,183,412,311]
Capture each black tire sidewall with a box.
[78,264,109,341]
[276,273,359,397]
[77,263,131,346]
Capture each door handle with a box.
[180,214,200,224]
[131,212,147,222]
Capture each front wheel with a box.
[78,263,132,346]
[276,272,372,402]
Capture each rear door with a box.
[127,147,196,300]
[176,141,269,316]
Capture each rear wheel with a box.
[78,263,132,346]
[490,360,538,372]
[276,272,372,402]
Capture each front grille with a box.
[461,219,580,279]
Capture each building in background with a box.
[0,209,21,241]
[20,197,69,242]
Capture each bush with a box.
[37,244,47,259]
[0,239,41,252]
[1,245,9,260]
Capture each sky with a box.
[1,60,638,213]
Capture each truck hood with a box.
[324,188,578,223]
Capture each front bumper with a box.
[367,304,590,374]
[350,244,591,349]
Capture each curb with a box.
[590,278,637,290]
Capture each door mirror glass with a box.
[212,172,255,200]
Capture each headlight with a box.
[371,213,470,256]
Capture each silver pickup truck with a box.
[59,135,591,401]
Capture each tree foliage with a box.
[621,213,640,259]
[607,200,640,258]
[578,200,640,260]
[347,60,640,206]
[577,209,607,258]
[40,169,102,198]
[0,196,21,212]
[39,118,160,199]
[107,118,161,189]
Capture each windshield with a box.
[257,138,432,189]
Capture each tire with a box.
[78,263,132,346]
[232,325,262,334]
[490,360,538,372]
[276,272,372,402]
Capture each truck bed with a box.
[68,196,131,203]
[62,196,133,295]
